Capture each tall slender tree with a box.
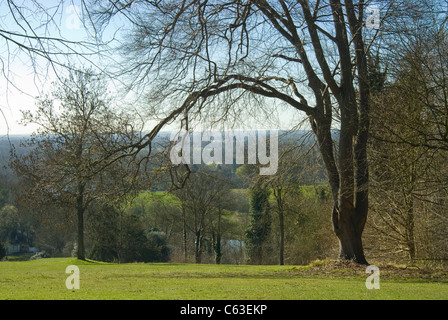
[246,181,271,265]
[10,69,141,260]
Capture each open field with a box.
[0,258,447,300]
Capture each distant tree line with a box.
[1,80,336,264]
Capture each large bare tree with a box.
[90,0,391,264]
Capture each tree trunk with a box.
[278,211,284,265]
[214,210,223,264]
[76,184,86,260]
[182,204,188,262]
[195,230,202,264]
[405,194,416,262]
[332,202,368,264]
[276,187,285,265]
[251,246,262,265]
[214,233,222,265]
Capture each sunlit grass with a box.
[0,258,446,300]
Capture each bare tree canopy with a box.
[2,0,447,264]
[88,0,383,263]
[10,69,142,260]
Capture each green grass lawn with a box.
[0,258,447,300]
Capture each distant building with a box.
[6,243,21,254]
[5,243,39,255]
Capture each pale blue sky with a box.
[0,0,129,135]
[0,1,325,136]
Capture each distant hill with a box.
[0,129,335,169]
[0,135,30,168]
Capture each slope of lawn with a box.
[0,258,447,300]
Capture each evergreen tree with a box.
[246,182,271,265]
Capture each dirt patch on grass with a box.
[288,259,448,282]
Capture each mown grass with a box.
[0,258,447,300]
